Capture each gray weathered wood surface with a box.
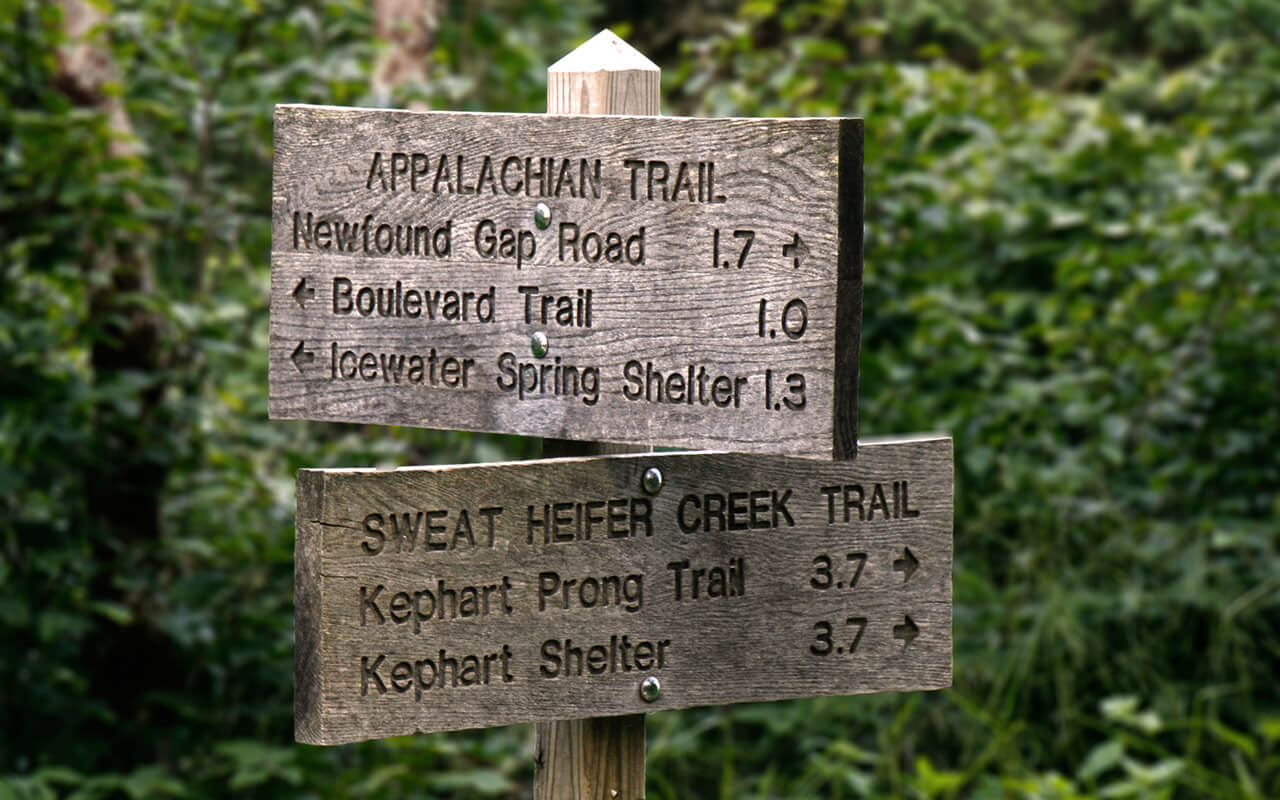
[538,30,655,800]
[269,104,862,459]
[294,436,951,745]
[534,713,645,800]
[547,29,659,116]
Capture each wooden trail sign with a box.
[269,105,863,459]
[294,436,952,746]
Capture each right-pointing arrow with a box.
[893,547,919,583]
[782,232,809,268]
[291,341,315,373]
[893,616,919,649]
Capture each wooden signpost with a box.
[294,437,952,745]
[277,29,952,800]
[268,88,863,459]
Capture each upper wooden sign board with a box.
[295,436,951,745]
[269,105,863,459]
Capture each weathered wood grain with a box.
[539,30,655,800]
[534,713,646,800]
[294,436,952,745]
[269,105,862,459]
[547,29,659,116]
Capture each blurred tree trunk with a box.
[55,0,139,159]
[372,0,440,107]
[56,0,177,764]
[372,0,439,470]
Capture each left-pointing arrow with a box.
[291,341,314,373]
[893,615,919,649]
[292,277,315,308]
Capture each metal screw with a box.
[639,676,661,703]
[534,202,551,229]
[642,467,663,495]
[530,331,549,357]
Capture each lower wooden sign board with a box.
[294,436,952,745]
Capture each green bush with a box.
[651,3,1280,797]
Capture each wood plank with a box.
[294,436,951,745]
[538,30,656,800]
[269,105,863,459]
[533,713,646,799]
[546,29,659,116]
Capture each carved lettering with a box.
[537,571,643,613]
[332,279,494,323]
[330,344,473,388]
[496,354,600,405]
[675,489,792,533]
[358,578,514,633]
[473,219,536,269]
[293,212,451,256]
[667,557,745,601]
[622,361,749,408]
[360,645,515,700]
[819,481,920,523]
[526,497,652,544]
[518,285,593,328]
[623,158,725,203]
[557,221,645,265]
[539,635,671,677]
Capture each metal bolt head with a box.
[534,202,551,229]
[639,676,661,702]
[530,331,549,358]
[642,467,663,495]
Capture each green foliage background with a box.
[2,0,1278,797]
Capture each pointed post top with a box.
[549,29,660,74]
[547,30,659,116]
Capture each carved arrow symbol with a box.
[893,616,919,649]
[292,277,315,309]
[782,232,809,268]
[893,547,919,583]
[291,341,314,373]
